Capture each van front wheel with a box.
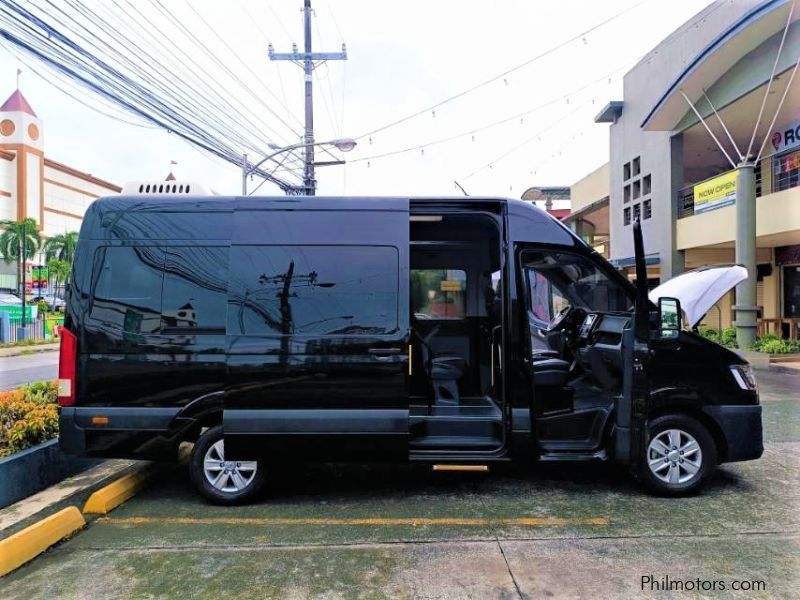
[189,425,266,505]
[639,415,717,496]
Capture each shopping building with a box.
[0,87,120,289]
[577,0,799,335]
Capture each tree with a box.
[47,258,71,296]
[0,218,41,296]
[43,231,79,262]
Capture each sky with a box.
[0,0,715,199]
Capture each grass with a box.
[0,338,58,349]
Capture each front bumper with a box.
[702,404,763,463]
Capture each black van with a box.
[58,195,762,502]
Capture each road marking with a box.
[97,516,608,527]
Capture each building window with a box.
[632,156,641,177]
[632,179,641,199]
[642,174,651,195]
[773,149,800,193]
[623,162,631,181]
[623,184,631,203]
[633,203,641,221]
[623,206,631,226]
[643,199,652,220]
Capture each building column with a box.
[666,133,685,280]
[734,164,758,348]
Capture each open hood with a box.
[649,265,748,328]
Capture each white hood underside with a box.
[648,265,748,328]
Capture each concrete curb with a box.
[0,439,103,509]
[82,468,153,515]
[0,507,85,576]
[0,461,153,576]
[769,363,800,375]
[0,343,59,357]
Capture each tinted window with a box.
[522,250,632,313]
[90,246,163,334]
[411,269,466,319]
[228,245,398,336]
[527,270,569,326]
[162,247,228,331]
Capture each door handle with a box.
[367,347,402,355]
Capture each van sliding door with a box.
[224,199,410,461]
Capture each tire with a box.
[189,425,266,505]
[638,414,717,496]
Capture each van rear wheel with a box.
[639,415,717,496]
[189,425,266,505]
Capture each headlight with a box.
[730,364,757,391]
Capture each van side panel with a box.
[64,203,232,458]
[224,203,410,460]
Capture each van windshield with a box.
[523,250,633,320]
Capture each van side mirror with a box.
[658,297,681,338]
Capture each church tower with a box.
[0,88,44,228]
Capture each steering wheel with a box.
[547,304,573,332]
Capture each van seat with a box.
[532,356,570,387]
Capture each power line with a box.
[354,0,651,141]
[0,0,306,188]
[349,59,633,165]
[461,102,592,181]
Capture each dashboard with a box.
[575,312,631,389]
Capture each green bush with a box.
[720,327,737,348]
[697,326,737,348]
[0,381,58,458]
[752,336,800,354]
[698,325,719,342]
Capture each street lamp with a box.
[242,138,357,196]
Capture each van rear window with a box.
[228,245,399,336]
[89,245,228,335]
[90,246,164,334]
[162,247,228,331]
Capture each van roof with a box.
[78,194,581,249]
[83,194,540,213]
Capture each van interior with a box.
[408,208,633,459]
[409,210,504,454]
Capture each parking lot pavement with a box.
[2,372,798,598]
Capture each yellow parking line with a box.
[97,516,608,527]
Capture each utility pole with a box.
[269,0,347,196]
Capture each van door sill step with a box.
[538,449,608,462]
[432,464,489,472]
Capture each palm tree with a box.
[43,231,79,262]
[0,218,41,296]
[47,258,71,297]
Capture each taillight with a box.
[58,327,77,407]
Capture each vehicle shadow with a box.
[160,458,752,507]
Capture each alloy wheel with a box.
[647,428,703,485]
[202,439,258,493]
